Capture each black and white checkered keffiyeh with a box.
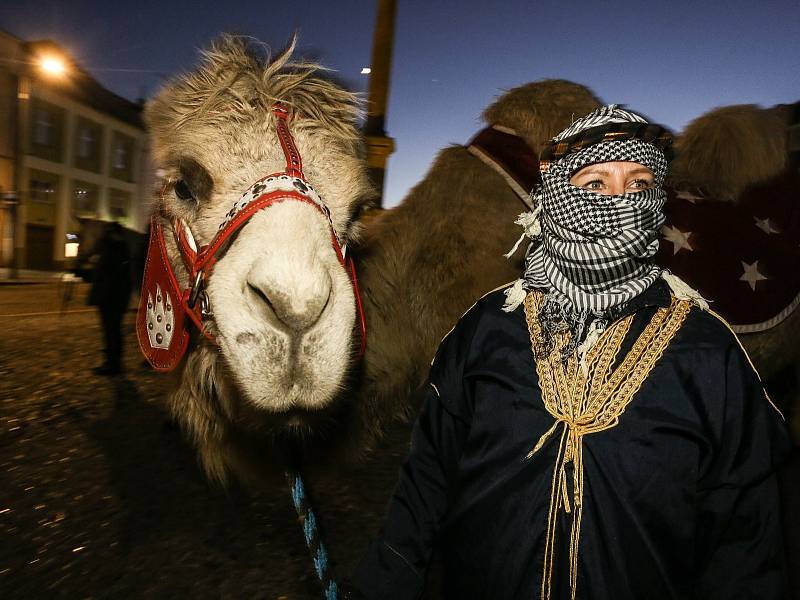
[503,105,671,358]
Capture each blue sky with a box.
[2,0,798,207]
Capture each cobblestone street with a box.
[1,281,799,599]
[0,281,411,599]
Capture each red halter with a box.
[136,104,367,372]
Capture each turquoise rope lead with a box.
[289,471,339,600]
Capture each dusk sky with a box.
[2,0,798,207]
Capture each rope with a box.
[286,459,340,600]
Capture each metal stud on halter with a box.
[136,103,367,371]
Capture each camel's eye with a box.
[174,179,195,202]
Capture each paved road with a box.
[1,282,798,598]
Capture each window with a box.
[73,118,102,173]
[26,169,60,227]
[71,180,99,217]
[33,108,53,146]
[78,127,94,158]
[73,117,103,173]
[112,140,127,169]
[109,132,135,182]
[30,178,56,203]
[29,99,65,162]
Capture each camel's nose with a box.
[246,261,332,332]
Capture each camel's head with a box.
[145,36,372,443]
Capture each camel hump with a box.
[481,80,602,155]
[670,104,791,203]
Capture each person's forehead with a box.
[573,161,653,175]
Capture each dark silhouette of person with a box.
[89,221,132,375]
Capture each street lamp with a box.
[39,56,67,77]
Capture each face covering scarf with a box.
[503,105,678,359]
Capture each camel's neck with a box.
[353,143,527,422]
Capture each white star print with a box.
[675,190,703,203]
[754,217,780,235]
[740,260,768,291]
[661,225,694,254]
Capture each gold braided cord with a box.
[523,292,692,600]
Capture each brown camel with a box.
[663,101,800,441]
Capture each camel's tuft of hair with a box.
[482,80,603,153]
[144,34,363,162]
[669,104,790,202]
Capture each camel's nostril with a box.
[246,275,331,333]
[248,282,274,311]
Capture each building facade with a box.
[0,31,153,271]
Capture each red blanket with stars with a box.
[656,170,800,333]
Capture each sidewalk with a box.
[0,267,73,285]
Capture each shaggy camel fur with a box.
[668,103,792,202]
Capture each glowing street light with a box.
[39,55,67,76]
[360,67,371,75]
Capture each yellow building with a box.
[0,31,152,272]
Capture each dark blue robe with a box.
[353,282,790,599]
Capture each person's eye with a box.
[584,179,604,190]
[629,178,653,190]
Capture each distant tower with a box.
[363,0,397,206]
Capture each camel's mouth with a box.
[233,388,356,444]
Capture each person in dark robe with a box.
[350,106,790,599]
[88,221,132,375]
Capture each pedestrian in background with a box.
[88,221,132,376]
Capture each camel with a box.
[663,101,800,439]
[144,35,800,487]
[142,35,601,484]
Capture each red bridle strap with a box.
[273,104,305,178]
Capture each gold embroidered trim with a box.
[523,292,692,600]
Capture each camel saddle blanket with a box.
[656,169,800,333]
